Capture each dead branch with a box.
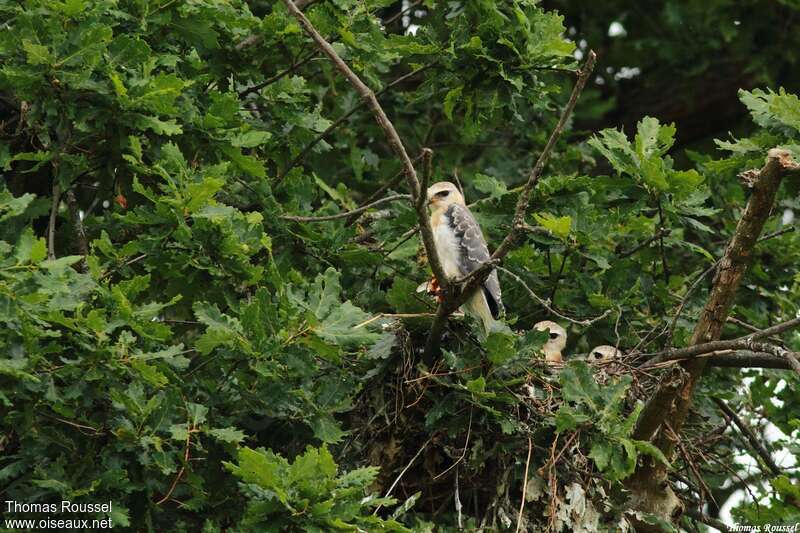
[713,398,781,477]
[280,193,411,222]
[617,228,671,258]
[64,189,89,272]
[627,148,800,524]
[47,180,61,260]
[283,0,447,300]
[642,315,800,371]
[238,50,316,97]
[705,350,791,369]
[498,266,612,326]
[276,63,435,185]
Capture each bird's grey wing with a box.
[446,204,503,318]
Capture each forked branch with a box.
[281,0,446,287]
[626,148,800,526]
[423,50,597,360]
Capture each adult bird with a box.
[427,181,502,335]
[533,320,567,363]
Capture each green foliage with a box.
[225,445,409,531]
[1,0,799,530]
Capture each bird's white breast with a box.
[433,213,463,279]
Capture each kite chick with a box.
[533,320,567,363]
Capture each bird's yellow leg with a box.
[428,277,445,303]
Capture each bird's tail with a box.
[463,290,496,337]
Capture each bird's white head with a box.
[533,320,567,363]
[589,345,621,363]
[427,181,465,212]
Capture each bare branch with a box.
[642,315,800,372]
[276,63,435,185]
[238,50,316,98]
[744,315,800,341]
[280,193,411,222]
[726,316,787,347]
[47,180,61,261]
[759,223,796,242]
[64,189,89,273]
[384,0,422,26]
[346,152,426,226]
[713,398,781,477]
[617,228,671,258]
[706,351,791,369]
[281,0,447,290]
[628,148,800,523]
[498,266,611,326]
[376,437,431,514]
[489,50,597,262]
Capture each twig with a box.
[384,0,422,26]
[376,437,431,513]
[515,436,533,533]
[47,180,61,260]
[548,246,570,303]
[64,189,88,272]
[156,416,193,505]
[38,411,104,436]
[684,508,730,533]
[282,0,447,295]
[726,316,787,347]
[617,228,671,258]
[668,424,716,509]
[758,224,796,242]
[498,266,611,326]
[713,398,781,477]
[238,50,316,97]
[433,407,473,479]
[99,253,148,281]
[353,312,437,329]
[276,62,435,185]
[346,152,426,226]
[741,315,800,341]
[664,260,720,347]
[280,193,411,222]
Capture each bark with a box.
[626,148,800,529]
